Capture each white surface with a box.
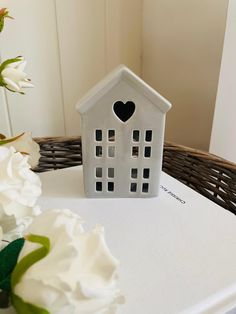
[39,166,236,314]
[210,0,236,163]
[142,0,228,150]
[0,0,142,137]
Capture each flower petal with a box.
[3,77,20,92]
[5,133,40,168]
[19,81,34,88]
[2,67,27,81]
[16,60,26,71]
[0,146,42,241]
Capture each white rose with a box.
[14,209,123,314]
[0,146,41,241]
[4,132,40,168]
[0,57,34,94]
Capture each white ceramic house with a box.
[76,65,171,198]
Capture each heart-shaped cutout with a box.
[113,101,135,123]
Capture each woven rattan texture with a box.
[34,137,236,214]
[163,142,236,213]
[34,137,82,172]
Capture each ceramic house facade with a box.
[76,66,171,198]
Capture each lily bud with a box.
[0,57,34,94]
[0,8,13,32]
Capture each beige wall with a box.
[1,0,229,148]
[210,0,236,163]
[56,0,142,136]
[0,0,142,137]
[142,0,229,150]
[105,0,142,74]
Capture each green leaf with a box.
[0,290,10,308]
[11,294,49,314]
[11,234,50,289]
[0,19,4,33]
[0,73,6,87]
[0,57,22,74]
[0,238,25,292]
[10,235,50,314]
[0,133,25,146]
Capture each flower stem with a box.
[11,234,50,289]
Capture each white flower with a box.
[0,146,41,241]
[0,57,33,93]
[4,132,40,168]
[14,209,123,314]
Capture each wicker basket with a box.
[34,137,236,214]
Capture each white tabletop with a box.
[39,166,236,314]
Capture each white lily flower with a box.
[0,57,33,93]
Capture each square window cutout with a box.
[132,146,139,158]
[130,183,137,192]
[131,168,138,178]
[96,146,102,157]
[144,147,151,158]
[96,167,102,178]
[108,130,115,142]
[108,182,114,192]
[108,146,115,157]
[95,130,102,141]
[142,183,149,193]
[145,130,152,142]
[143,168,150,179]
[133,130,140,142]
[96,182,102,192]
[108,168,114,178]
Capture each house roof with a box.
[76,65,172,114]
